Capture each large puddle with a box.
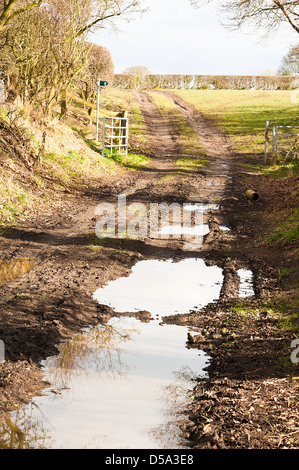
[93,258,223,318]
[5,316,207,449]
[2,258,254,449]
[2,258,223,449]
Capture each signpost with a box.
[96,78,108,142]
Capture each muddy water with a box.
[5,258,223,449]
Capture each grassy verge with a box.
[266,208,299,244]
[102,150,149,170]
[0,93,150,226]
[0,167,40,223]
[99,88,150,155]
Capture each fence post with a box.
[265,120,269,163]
[117,110,128,147]
[272,125,276,154]
[125,119,128,157]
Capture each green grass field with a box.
[173,89,299,158]
[170,89,298,246]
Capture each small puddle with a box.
[238,269,255,297]
[3,258,223,449]
[183,203,220,212]
[0,257,35,287]
[157,223,230,238]
[158,224,210,237]
[153,203,228,241]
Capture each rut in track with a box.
[133,90,235,203]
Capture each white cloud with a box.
[90,0,298,75]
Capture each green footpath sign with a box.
[99,81,108,87]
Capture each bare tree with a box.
[278,43,299,74]
[190,0,299,35]
[78,43,115,106]
[0,0,146,114]
[1,2,89,112]
[121,66,152,88]
[65,0,147,39]
[1,0,146,37]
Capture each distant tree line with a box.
[0,0,145,114]
[114,74,298,90]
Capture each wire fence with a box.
[265,121,299,162]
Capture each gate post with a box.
[272,125,276,154]
[265,120,269,163]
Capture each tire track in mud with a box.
[161,91,233,166]
[132,90,235,204]
[157,90,235,200]
[129,90,250,304]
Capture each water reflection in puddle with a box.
[7,317,207,449]
[158,224,210,237]
[5,317,210,449]
[238,269,255,297]
[183,203,220,212]
[3,258,223,449]
[93,258,224,318]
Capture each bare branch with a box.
[191,0,299,35]
[0,0,42,32]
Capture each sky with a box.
[90,0,298,76]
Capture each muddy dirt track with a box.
[0,91,298,449]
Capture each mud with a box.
[0,90,298,449]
